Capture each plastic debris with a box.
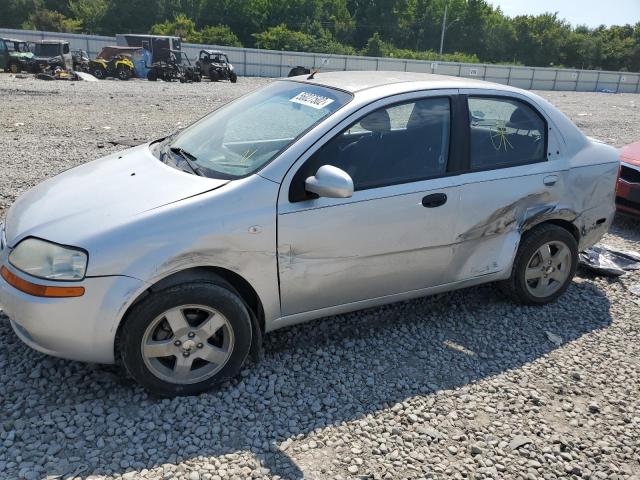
[75,71,99,82]
[578,244,640,277]
[509,435,534,450]
[546,331,563,346]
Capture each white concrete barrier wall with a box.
[2,27,639,93]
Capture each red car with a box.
[617,141,640,217]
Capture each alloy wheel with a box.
[524,240,572,298]
[141,304,234,384]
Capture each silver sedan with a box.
[0,72,618,396]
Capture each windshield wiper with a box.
[168,146,205,177]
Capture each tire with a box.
[116,66,131,81]
[8,62,20,74]
[209,68,219,82]
[120,281,252,396]
[91,65,105,79]
[147,69,157,81]
[230,71,237,83]
[500,224,578,305]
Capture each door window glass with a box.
[292,97,451,199]
[468,97,546,170]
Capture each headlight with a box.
[9,238,87,281]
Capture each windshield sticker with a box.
[290,92,335,109]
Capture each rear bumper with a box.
[0,262,145,364]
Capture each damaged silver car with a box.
[0,72,618,396]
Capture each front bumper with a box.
[616,163,640,218]
[0,261,145,364]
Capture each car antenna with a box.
[307,58,328,80]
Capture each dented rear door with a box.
[450,91,569,281]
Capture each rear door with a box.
[277,90,468,316]
[450,90,568,281]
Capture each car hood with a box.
[620,141,640,167]
[5,144,229,247]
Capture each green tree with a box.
[68,0,108,33]
[150,14,201,42]
[362,32,385,56]
[22,8,81,32]
[252,24,315,51]
[199,25,243,47]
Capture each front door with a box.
[277,92,465,316]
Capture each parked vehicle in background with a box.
[90,46,136,80]
[29,40,72,72]
[288,66,311,77]
[117,34,181,64]
[196,50,237,82]
[0,38,33,73]
[0,72,618,396]
[147,49,200,82]
[616,141,640,218]
[71,49,90,72]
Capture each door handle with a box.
[543,175,558,186]
[422,193,447,208]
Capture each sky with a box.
[486,0,640,27]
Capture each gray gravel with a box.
[1,74,639,480]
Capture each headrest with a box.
[507,107,539,129]
[407,100,449,129]
[360,109,391,133]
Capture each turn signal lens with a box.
[1,266,85,298]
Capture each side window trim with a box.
[462,93,549,173]
[289,92,464,203]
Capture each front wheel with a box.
[91,65,105,79]
[8,62,20,74]
[501,224,578,305]
[230,71,237,83]
[120,282,252,396]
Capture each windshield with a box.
[8,42,30,53]
[34,43,61,57]
[161,81,352,179]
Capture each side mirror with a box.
[305,165,354,199]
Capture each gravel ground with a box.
[0,74,639,480]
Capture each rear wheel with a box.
[147,69,157,81]
[8,62,20,74]
[209,68,219,82]
[116,65,131,80]
[501,224,578,305]
[120,282,252,396]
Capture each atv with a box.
[89,50,134,80]
[196,50,237,82]
[72,49,90,72]
[146,50,201,83]
[0,38,33,74]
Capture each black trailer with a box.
[116,34,181,63]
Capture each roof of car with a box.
[288,70,516,94]
[33,40,68,44]
[1,38,27,43]
[202,49,225,55]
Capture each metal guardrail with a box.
[2,27,639,93]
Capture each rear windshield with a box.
[162,81,352,179]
